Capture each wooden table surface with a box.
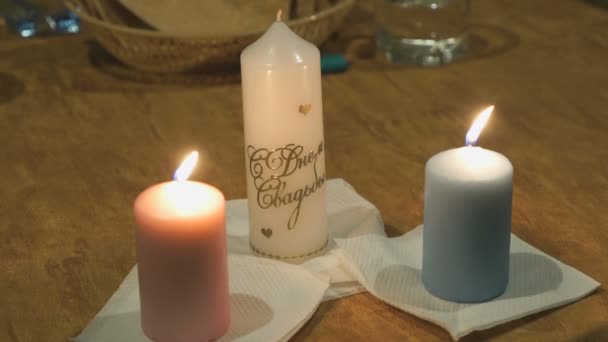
[1,0,607,341]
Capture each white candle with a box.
[134,152,230,341]
[240,10,328,259]
[422,106,513,302]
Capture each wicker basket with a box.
[66,0,355,73]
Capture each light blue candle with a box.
[422,106,513,303]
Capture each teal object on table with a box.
[321,54,348,74]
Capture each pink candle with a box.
[134,152,230,342]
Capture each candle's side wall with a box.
[240,25,328,258]
[134,183,230,340]
[422,147,513,302]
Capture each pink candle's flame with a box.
[173,151,199,181]
[465,105,494,146]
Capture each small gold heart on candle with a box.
[298,104,312,115]
[261,227,273,238]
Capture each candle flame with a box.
[173,151,199,181]
[465,105,494,146]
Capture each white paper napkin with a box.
[226,178,385,300]
[334,225,601,340]
[77,179,599,341]
[74,255,329,342]
[75,179,379,341]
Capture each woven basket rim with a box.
[66,0,355,39]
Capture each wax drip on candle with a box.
[276,9,283,22]
[174,151,199,181]
[465,105,494,146]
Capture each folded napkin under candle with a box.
[74,255,329,342]
[226,179,384,300]
[75,179,374,341]
[334,227,600,340]
[76,179,600,341]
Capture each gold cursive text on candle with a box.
[247,141,325,230]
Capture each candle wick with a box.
[276,9,283,22]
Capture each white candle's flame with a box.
[465,105,494,146]
[173,151,199,181]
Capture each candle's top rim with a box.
[240,21,319,66]
[134,181,225,225]
[426,147,513,182]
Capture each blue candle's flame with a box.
[173,151,199,181]
[465,106,494,146]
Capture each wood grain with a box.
[0,0,607,341]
